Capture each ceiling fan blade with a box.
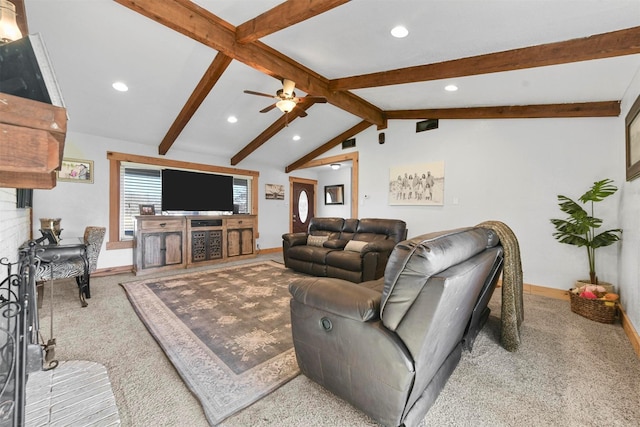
[244,90,276,98]
[282,79,296,97]
[301,96,327,103]
[260,103,277,113]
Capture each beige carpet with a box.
[35,255,640,426]
[120,261,302,425]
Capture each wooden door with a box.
[291,180,316,233]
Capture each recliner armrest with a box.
[289,277,381,322]
[282,232,308,247]
[324,239,348,249]
[361,239,396,255]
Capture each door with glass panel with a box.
[290,178,316,233]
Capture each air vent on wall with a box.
[342,138,356,149]
[416,119,439,133]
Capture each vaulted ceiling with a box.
[22,0,640,171]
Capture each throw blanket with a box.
[477,220,524,352]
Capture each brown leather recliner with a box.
[282,217,407,283]
[288,227,504,427]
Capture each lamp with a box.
[0,0,22,44]
[276,99,297,113]
[330,163,341,170]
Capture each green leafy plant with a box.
[550,178,622,284]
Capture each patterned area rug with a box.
[121,261,304,425]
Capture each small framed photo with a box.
[625,94,640,181]
[57,158,94,183]
[139,204,156,215]
[324,184,344,205]
[265,183,285,200]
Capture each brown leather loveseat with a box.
[282,217,407,283]
[288,226,505,426]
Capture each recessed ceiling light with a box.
[390,25,408,38]
[330,164,341,170]
[444,84,458,92]
[292,135,301,141]
[112,81,128,92]
[227,116,238,123]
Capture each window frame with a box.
[107,151,259,250]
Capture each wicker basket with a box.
[569,290,618,324]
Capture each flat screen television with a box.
[161,169,234,212]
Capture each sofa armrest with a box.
[282,232,308,247]
[289,277,381,322]
[324,239,348,249]
[361,239,397,256]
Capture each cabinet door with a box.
[141,232,182,268]
[164,232,183,265]
[227,229,241,257]
[240,229,254,255]
[142,233,163,269]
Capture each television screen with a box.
[161,169,234,212]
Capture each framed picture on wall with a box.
[265,183,285,200]
[325,184,344,205]
[388,161,444,205]
[626,94,640,181]
[57,158,94,183]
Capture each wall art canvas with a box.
[57,158,94,183]
[389,161,444,206]
[265,183,285,200]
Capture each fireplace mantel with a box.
[0,92,67,189]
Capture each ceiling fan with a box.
[243,79,326,121]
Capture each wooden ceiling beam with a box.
[331,26,640,90]
[385,101,621,120]
[158,52,232,155]
[286,120,372,173]
[114,0,385,127]
[236,0,350,44]
[231,100,319,166]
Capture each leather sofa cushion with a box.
[380,227,491,331]
[324,239,348,249]
[288,245,335,263]
[326,250,363,272]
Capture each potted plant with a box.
[550,178,622,323]
[550,178,622,285]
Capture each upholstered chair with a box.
[35,226,106,307]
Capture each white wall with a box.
[317,165,352,218]
[618,68,640,333]
[0,188,31,285]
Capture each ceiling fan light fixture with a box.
[330,163,341,170]
[0,0,22,44]
[276,99,296,113]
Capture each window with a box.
[233,178,249,214]
[120,166,161,239]
[108,152,259,250]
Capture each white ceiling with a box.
[23,0,640,169]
